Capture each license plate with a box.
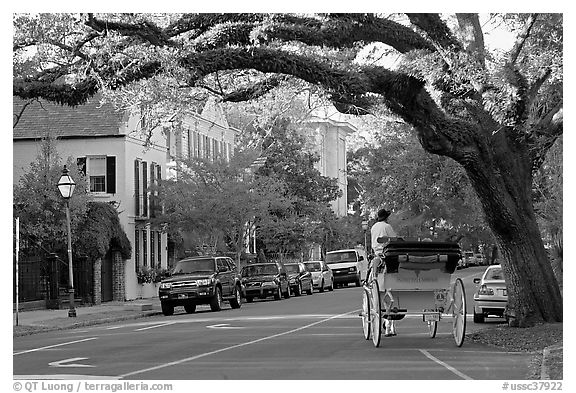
[178,294,188,299]
[423,313,440,322]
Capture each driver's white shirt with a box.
[371,221,397,254]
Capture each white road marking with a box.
[48,357,95,368]
[134,322,175,331]
[13,338,98,356]
[419,349,473,380]
[206,323,244,329]
[117,309,361,379]
[14,374,119,380]
[306,333,359,336]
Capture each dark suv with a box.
[241,263,290,302]
[158,256,243,316]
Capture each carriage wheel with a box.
[451,278,466,347]
[427,320,438,338]
[361,289,371,340]
[370,281,382,347]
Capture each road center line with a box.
[419,349,473,380]
[117,309,360,379]
[13,337,98,356]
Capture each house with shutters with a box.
[13,95,238,302]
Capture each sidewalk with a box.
[13,298,163,337]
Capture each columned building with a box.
[300,107,357,217]
[297,107,357,260]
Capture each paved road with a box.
[14,266,531,380]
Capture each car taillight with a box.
[478,285,494,295]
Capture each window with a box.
[77,156,116,193]
[226,259,235,271]
[217,259,228,272]
[89,156,106,192]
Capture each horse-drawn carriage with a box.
[361,240,466,347]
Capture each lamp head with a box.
[57,165,76,199]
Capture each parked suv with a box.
[158,256,243,316]
[241,263,290,302]
[325,249,365,288]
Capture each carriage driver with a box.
[370,208,398,337]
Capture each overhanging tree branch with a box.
[508,14,539,65]
[407,13,462,52]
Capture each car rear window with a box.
[326,251,357,264]
[305,262,321,272]
[485,267,504,281]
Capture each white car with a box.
[473,264,508,323]
[303,260,334,292]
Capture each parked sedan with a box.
[285,262,314,296]
[303,260,334,292]
[473,264,508,323]
[241,263,290,302]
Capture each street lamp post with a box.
[57,165,77,318]
[361,220,369,254]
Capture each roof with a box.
[306,105,358,133]
[199,97,229,129]
[13,95,125,140]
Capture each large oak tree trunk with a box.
[459,130,563,327]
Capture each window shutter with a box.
[106,156,116,194]
[150,231,155,269]
[135,229,140,269]
[142,161,148,217]
[187,128,192,159]
[157,231,162,264]
[149,163,155,218]
[134,160,140,217]
[77,157,86,176]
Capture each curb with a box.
[540,343,563,380]
[13,310,162,337]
